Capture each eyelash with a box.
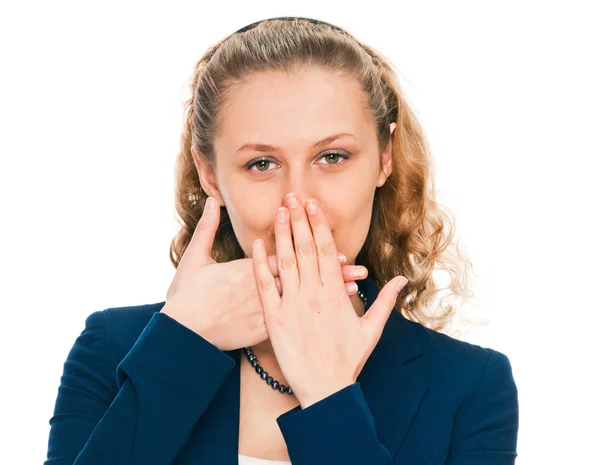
[244,151,350,175]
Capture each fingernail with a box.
[285,193,299,208]
[353,266,368,279]
[306,199,317,214]
[395,277,408,293]
[277,207,289,223]
[338,253,347,264]
[204,197,215,213]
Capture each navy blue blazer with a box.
[45,274,519,465]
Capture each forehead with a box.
[214,67,374,151]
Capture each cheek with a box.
[321,190,375,262]
[214,170,283,257]
[222,191,279,258]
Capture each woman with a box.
[45,17,519,465]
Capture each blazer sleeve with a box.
[446,349,519,465]
[45,310,235,465]
[277,382,393,464]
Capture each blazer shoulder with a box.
[400,315,514,393]
[100,300,166,331]
[409,316,505,362]
[86,301,167,375]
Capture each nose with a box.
[281,192,309,210]
[282,175,314,208]
[280,162,321,206]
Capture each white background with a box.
[1,1,598,463]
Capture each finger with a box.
[345,281,359,296]
[178,197,219,272]
[274,276,282,295]
[304,198,343,288]
[361,276,408,344]
[274,206,300,292]
[341,265,368,284]
[252,239,281,313]
[269,252,347,277]
[269,254,279,277]
[285,193,320,288]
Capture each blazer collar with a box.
[180,274,429,464]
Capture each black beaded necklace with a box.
[242,289,369,395]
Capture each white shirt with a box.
[238,453,292,465]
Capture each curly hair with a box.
[169,18,476,334]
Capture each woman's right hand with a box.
[161,197,368,351]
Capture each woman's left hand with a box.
[251,193,408,408]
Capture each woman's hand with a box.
[162,197,370,351]
[251,193,408,408]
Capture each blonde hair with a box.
[170,18,475,333]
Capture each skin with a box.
[252,196,408,408]
[192,66,406,408]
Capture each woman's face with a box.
[194,66,394,265]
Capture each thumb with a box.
[361,276,408,343]
[180,196,220,269]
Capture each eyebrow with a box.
[234,132,356,157]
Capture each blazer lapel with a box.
[356,274,430,459]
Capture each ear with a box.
[191,146,225,206]
[376,122,396,188]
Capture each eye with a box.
[246,158,275,172]
[244,150,350,175]
[316,151,349,166]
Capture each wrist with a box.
[160,303,217,347]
